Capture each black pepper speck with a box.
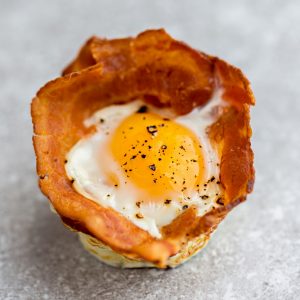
[149,164,156,171]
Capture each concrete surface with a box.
[0,0,300,299]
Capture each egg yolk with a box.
[110,111,205,198]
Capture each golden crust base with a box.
[79,232,209,268]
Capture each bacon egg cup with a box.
[31,29,255,268]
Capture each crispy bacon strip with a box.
[31,29,255,267]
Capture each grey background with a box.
[1,0,299,299]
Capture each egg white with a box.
[65,92,226,238]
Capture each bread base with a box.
[79,232,209,268]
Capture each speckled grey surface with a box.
[1,0,300,299]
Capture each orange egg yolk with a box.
[110,111,205,198]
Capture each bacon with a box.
[31,29,255,267]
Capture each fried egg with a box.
[65,91,225,239]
